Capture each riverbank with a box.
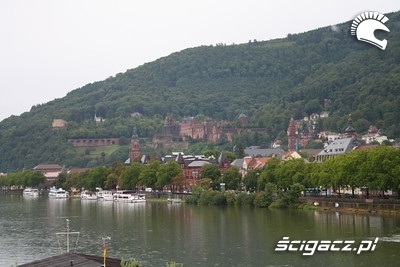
[300,197,400,215]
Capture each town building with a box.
[237,113,249,126]
[315,137,355,162]
[361,125,389,144]
[94,113,105,122]
[315,115,362,162]
[52,119,67,129]
[161,152,230,186]
[282,151,304,161]
[162,116,180,136]
[244,146,284,157]
[33,164,63,185]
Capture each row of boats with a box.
[23,187,147,203]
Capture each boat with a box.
[113,191,146,203]
[80,190,97,200]
[131,193,146,203]
[96,190,114,201]
[167,198,182,203]
[49,186,69,198]
[23,188,40,197]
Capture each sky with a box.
[0,0,398,122]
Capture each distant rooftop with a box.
[317,138,354,156]
[18,252,121,267]
[244,147,285,157]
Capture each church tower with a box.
[345,114,356,139]
[129,126,141,162]
[287,118,297,151]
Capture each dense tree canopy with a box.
[1,11,400,172]
[258,146,400,198]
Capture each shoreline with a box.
[300,197,400,215]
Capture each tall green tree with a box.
[120,162,142,190]
[138,160,160,188]
[201,164,221,190]
[85,166,110,190]
[156,161,182,188]
[221,166,242,191]
[243,169,259,192]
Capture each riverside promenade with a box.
[301,197,400,214]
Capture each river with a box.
[0,192,399,266]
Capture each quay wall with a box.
[300,197,400,213]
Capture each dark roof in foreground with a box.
[18,252,121,267]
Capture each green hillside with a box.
[1,11,399,172]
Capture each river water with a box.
[1,192,400,267]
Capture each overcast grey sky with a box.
[0,0,398,121]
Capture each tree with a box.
[120,163,142,190]
[201,164,221,190]
[138,160,160,188]
[171,173,187,192]
[196,178,212,190]
[156,161,182,189]
[222,166,242,191]
[234,143,245,158]
[55,172,67,188]
[85,166,110,190]
[258,157,280,190]
[274,159,306,189]
[243,169,259,192]
[104,173,119,190]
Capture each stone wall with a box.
[68,138,120,147]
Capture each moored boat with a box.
[131,193,146,203]
[113,191,146,203]
[49,186,69,198]
[80,190,97,200]
[23,188,40,197]
[167,198,182,203]
[96,190,114,201]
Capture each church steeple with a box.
[129,126,141,163]
[345,114,356,138]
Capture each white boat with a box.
[113,191,146,203]
[49,186,69,198]
[23,188,39,197]
[97,190,114,201]
[167,198,182,203]
[131,194,146,203]
[80,190,97,200]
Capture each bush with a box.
[199,190,226,205]
[199,190,214,205]
[269,199,287,208]
[224,191,236,205]
[185,194,199,205]
[254,192,271,208]
[235,192,255,207]
[211,191,227,205]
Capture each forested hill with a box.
[1,11,400,172]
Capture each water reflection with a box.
[0,193,399,266]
